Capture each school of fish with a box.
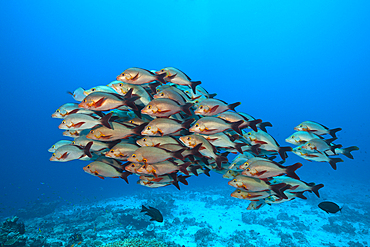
[49,67,359,210]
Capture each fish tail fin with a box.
[182,118,195,129]
[181,103,193,116]
[191,143,203,158]
[178,175,190,185]
[155,73,167,84]
[324,137,337,144]
[189,165,201,176]
[329,144,342,155]
[120,171,132,184]
[329,157,343,170]
[294,191,307,200]
[278,146,293,160]
[251,144,261,155]
[179,162,191,175]
[258,122,273,132]
[208,93,217,98]
[270,183,288,199]
[234,143,247,154]
[132,123,148,135]
[84,142,93,158]
[230,120,243,135]
[141,205,148,212]
[203,167,211,177]
[311,183,324,198]
[107,139,121,150]
[172,149,185,161]
[100,112,113,129]
[190,81,202,94]
[215,155,228,169]
[285,162,302,180]
[168,173,180,190]
[228,102,241,112]
[329,127,342,138]
[249,119,262,132]
[340,146,359,159]
[149,82,161,94]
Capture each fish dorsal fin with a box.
[174,67,192,81]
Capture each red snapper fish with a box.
[127,146,184,164]
[141,98,192,117]
[189,117,243,135]
[194,99,240,116]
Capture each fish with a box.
[141,98,193,117]
[268,176,324,197]
[285,131,324,145]
[105,142,139,160]
[127,146,184,164]
[67,87,85,101]
[48,140,72,152]
[51,103,79,118]
[73,136,119,152]
[86,122,146,141]
[154,87,188,105]
[50,142,93,162]
[58,112,113,130]
[199,132,247,154]
[136,161,190,178]
[117,67,166,85]
[78,89,139,111]
[318,201,342,214]
[136,136,180,147]
[292,146,343,170]
[179,134,228,168]
[300,138,342,154]
[231,189,273,201]
[240,157,302,179]
[141,205,163,222]
[83,159,131,183]
[244,130,292,160]
[325,146,359,159]
[156,67,201,94]
[189,117,243,135]
[110,81,152,106]
[217,111,262,132]
[246,200,266,210]
[294,121,342,138]
[141,118,194,136]
[228,175,288,199]
[194,99,240,116]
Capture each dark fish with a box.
[141,205,163,222]
[318,201,342,214]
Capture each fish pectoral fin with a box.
[255,170,267,176]
[93,97,108,108]
[157,109,171,113]
[72,122,86,128]
[131,72,140,81]
[157,129,164,136]
[254,140,268,145]
[209,105,219,113]
[58,152,69,160]
[204,127,217,132]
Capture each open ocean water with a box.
[0,1,369,246]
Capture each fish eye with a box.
[147,126,151,130]
[187,137,191,140]
[129,120,134,123]
[143,158,147,163]
[131,164,135,167]
[299,124,303,127]
[143,138,146,142]
[232,179,236,182]
[297,147,301,150]
[132,154,136,157]
[195,100,199,103]
[87,165,90,168]
[52,153,55,156]
[121,73,125,76]
[185,91,189,94]
[237,190,241,193]
[90,130,94,134]
[62,120,66,124]
[195,124,199,127]
[307,143,311,146]
[161,69,165,72]
[83,99,87,102]
[246,168,250,171]
[156,89,160,92]
[56,109,60,113]
[91,88,95,92]
[291,136,294,139]
[247,132,251,135]
[160,93,164,96]
[147,105,152,109]
[119,83,123,87]
[110,149,114,153]
[72,141,75,144]
[199,105,203,109]
[52,145,55,148]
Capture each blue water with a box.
[0,0,368,231]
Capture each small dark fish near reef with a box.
[318,201,342,214]
[141,205,163,222]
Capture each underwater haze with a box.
[0,0,369,246]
